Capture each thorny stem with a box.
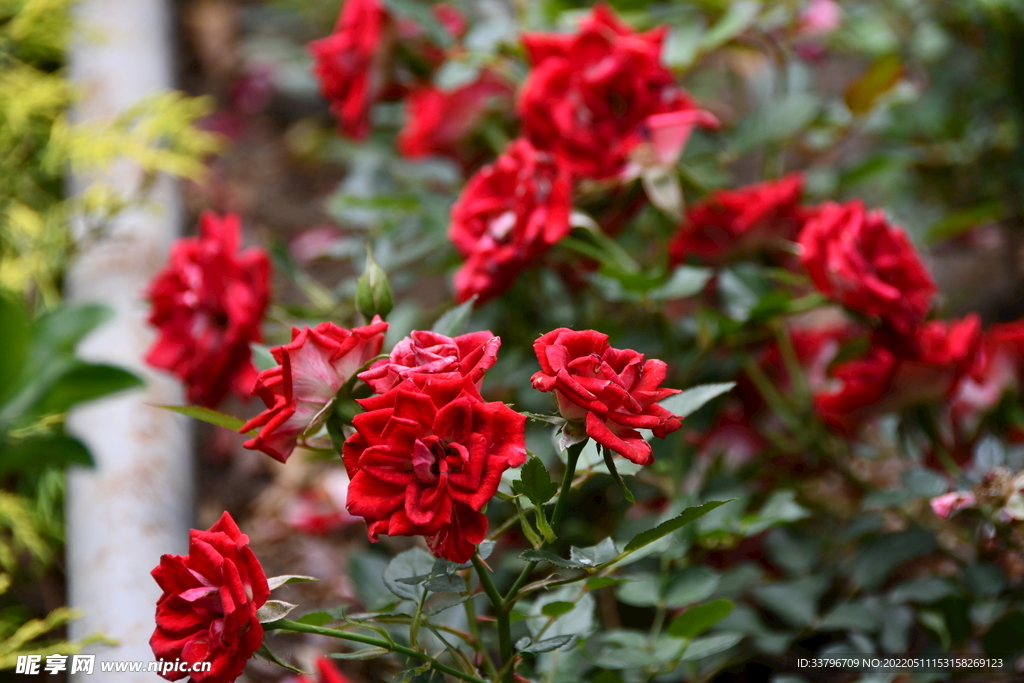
[472,554,512,682]
[463,593,499,678]
[266,618,488,683]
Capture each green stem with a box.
[266,619,487,683]
[463,595,498,678]
[472,554,512,682]
[503,439,586,609]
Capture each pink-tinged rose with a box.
[799,200,937,334]
[670,173,806,263]
[518,4,716,180]
[342,375,527,562]
[398,71,513,160]
[799,0,842,36]
[150,512,269,682]
[241,319,388,462]
[358,330,500,394]
[930,491,976,519]
[449,138,572,303]
[531,328,683,465]
[146,211,270,407]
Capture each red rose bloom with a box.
[449,138,572,303]
[530,328,682,465]
[358,329,501,394]
[241,319,388,462]
[798,200,937,333]
[342,375,526,562]
[670,173,806,263]
[953,321,1024,423]
[309,0,393,140]
[146,211,269,407]
[518,4,715,180]
[150,512,269,683]
[398,72,513,160]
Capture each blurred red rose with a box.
[518,4,715,180]
[146,211,269,407]
[799,200,937,334]
[309,0,393,140]
[531,328,682,465]
[358,329,500,394]
[398,71,513,160]
[670,173,805,263]
[283,469,360,535]
[241,319,388,462]
[342,375,526,562]
[450,137,572,303]
[953,321,1024,425]
[288,657,352,683]
[150,512,269,683]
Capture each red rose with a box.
[449,137,572,303]
[150,512,269,683]
[530,328,682,465]
[518,4,715,180]
[309,0,393,140]
[670,173,806,263]
[398,71,513,160]
[289,657,352,683]
[146,212,269,407]
[953,321,1024,423]
[342,375,526,562]
[798,200,937,333]
[358,329,500,394]
[813,316,981,431]
[241,319,388,462]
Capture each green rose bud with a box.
[355,247,393,320]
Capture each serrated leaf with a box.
[679,632,744,661]
[624,500,733,553]
[587,576,628,590]
[519,635,574,654]
[267,575,318,591]
[477,540,496,561]
[157,405,246,431]
[519,549,584,570]
[431,297,476,336]
[512,457,558,507]
[257,600,298,623]
[384,548,436,600]
[659,383,735,419]
[668,599,734,639]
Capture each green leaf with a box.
[519,549,584,570]
[511,457,558,507]
[32,363,143,415]
[518,634,574,655]
[329,648,391,660]
[752,576,829,628]
[849,528,936,590]
[600,446,635,503]
[659,382,735,419]
[587,576,627,590]
[383,548,435,600]
[431,297,476,337]
[255,644,307,674]
[665,567,720,608]
[252,343,277,372]
[542,601,576,618]
[29,304,112,366]
[679,632,744,661]
[0,434,93,475]
[382,0,454,48]
[295,611,334,626]
[570,538,618,567]
[700,0,760,51]
[423,573,466,593]
[624,500,733,553]
[0,294,29,406]
[647,266,713,301]
[668,599,735,639]
[157,405,247,432]
[267,575,318,591]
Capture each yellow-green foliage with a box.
[0,0,222,306]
